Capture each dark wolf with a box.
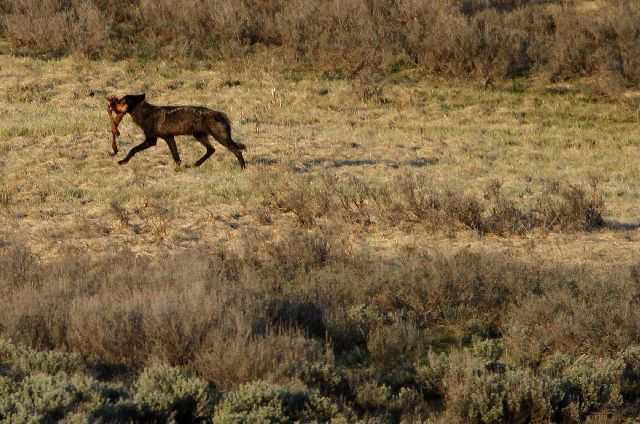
[111,94,246,168]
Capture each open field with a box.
[2,50,640,422]
[1,54,639,263]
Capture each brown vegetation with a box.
[2,229,640,421]
[2,0,640,83]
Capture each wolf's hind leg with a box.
[192,133,215,167]
[210,126,245,169]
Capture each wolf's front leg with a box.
[118,136,157,165]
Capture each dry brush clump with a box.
[2,0,640,82]
[263,173,606,235]
[1,0,111,57]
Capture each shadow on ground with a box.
[250,156,439,172]
[603,220,640,231]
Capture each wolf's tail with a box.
[215,112,246,150]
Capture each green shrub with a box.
[619,346,640,399]
[355,382,393,411]
[0,376,18,421]
[355,381,425,420]
[213,381,347,423]
[561,355,624,421]
[281,362,349,398]
[416,351,449,397]
[133,365,216,423]
[445,349,626,424]
[470,337,505,367]
[0,337,84,376]
[89,400,146,423]
[0,372,123,424]
[445,352,559,424]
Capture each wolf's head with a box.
[111,94,146,114]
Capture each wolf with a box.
[111,94,246,168]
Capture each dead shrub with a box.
[379,174,448,230]
[367,320,423,370]
[443,191,484,231]
[261,175,329,227]
[324,309,368,355]
[535,185,605,231]
[194,328,324,390]
[276,0,404,75]
[0,244,43,292]
[389,249,536,329]
[3,227,640,420]
[321,174,374,225]
[142,284,216,366]
[504,278,640,364]
[255,298,326,338]
[135,0,213,59]
[133,200,176,245]
[549,3,640,84]
[3,0,111,57]
[260,227,340,281]
[378,175,494,233]
[68,296,148,367]
[0,287,70,351]
[483,197,527,236]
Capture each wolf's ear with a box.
[124,94,145,110]
[132,93,145,106]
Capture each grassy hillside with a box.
[1,51,640,422]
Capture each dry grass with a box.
[0,54,638,264]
